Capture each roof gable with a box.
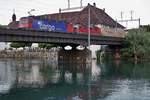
[36,4,124,28]
[74,4,124,28]
[35,4,124,28]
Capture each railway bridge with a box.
[0,28,123,45]
[0,27,124,63]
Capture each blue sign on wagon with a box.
[32,20,67,32]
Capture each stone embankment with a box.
[0,48,91,63]
[0,48,59,62]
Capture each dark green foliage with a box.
[140,25,150,32]
[38,43,57,49]
[121,29,150,59]
[10,42,26,48]
[0,24,7,28]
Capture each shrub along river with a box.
[0,58,150,100]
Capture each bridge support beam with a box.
[58,48,91,63]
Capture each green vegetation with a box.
[0,24,7,28]
[140,25,150,32]
[121,29,150,60]
[10,42,32,49]
[10,42,26,48]
[38,43,57,49]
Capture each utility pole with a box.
[80,0,83,7]
[61,0,85,11]
[130,10,134,20]
[117,11,140,28]
[68,0,70,9]
[121,11,124,20]
[88,3,91,49]
[118,18,141,28]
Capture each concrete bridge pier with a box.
[58,48,92,63]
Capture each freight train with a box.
[18,16,101,36]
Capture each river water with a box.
[0,58,150,100]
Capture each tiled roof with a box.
[8,21,19,28]
[36,4,124,28]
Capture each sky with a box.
[0,0,150,28]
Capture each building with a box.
[8,3,125,38]
[35,3,125,37]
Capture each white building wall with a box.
[0,42,10,50]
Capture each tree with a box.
[121,29,150,60]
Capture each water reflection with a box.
[1,59,150,100]
[91,60,101,81]
[100,60,150,79]
[0,59,91,91]
[0,59,15,94]
[17,64,45,88]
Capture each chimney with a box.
[12,9,16,22]
[59,8,61,20]
[93,3,96,7]
[12,13,16,22]
[59,8,61,13]
[68,0,70,9]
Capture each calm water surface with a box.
[0,58,150,100]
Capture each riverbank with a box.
[0,48,92,63]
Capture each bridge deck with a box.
[0,27,124,46]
